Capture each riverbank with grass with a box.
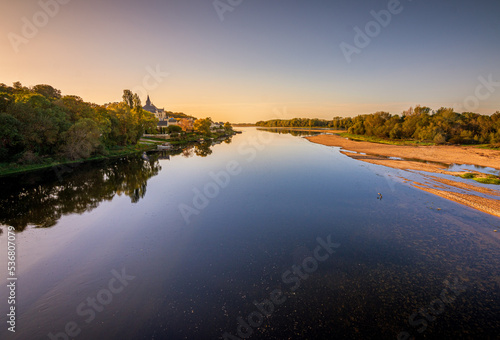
[0,129,239,177]
[337,132,435,146]
[0,144,155,177]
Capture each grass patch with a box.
[458,172,500,185]
[475,144,500,151]
[337,133,435,146]
[474,177,500,185]
[141,136,170,143]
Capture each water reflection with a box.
[0,128,498,340]
[257,128,322,136]
[0,136,233,232]
[194,142,213,157]
[177,137,233,159]
[0,156,161,232]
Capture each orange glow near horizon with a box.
[1,0,499,123]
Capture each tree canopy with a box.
[194,117,213,135]
[257,105,500,145]
[0,83,158,163]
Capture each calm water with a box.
[0,128,499,340]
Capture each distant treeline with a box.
[256,106,500,144]
[0,82,160,164]
[163,111,195,119]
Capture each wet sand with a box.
[306,134,500,218]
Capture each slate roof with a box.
[143,95,159,113]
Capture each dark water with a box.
[0,128,499,340]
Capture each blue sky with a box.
[2,0,499,122]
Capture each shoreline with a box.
[0,131,238,178]
[306,134,500,219]
[306,134,500,169]
[0,144,155,178]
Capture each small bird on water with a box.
[377,193,383,200]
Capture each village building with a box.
[143,95,196,132]
[143,95,167,120]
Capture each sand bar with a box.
[306,134,500,219]
[307,134,500,169]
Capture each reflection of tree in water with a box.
[0,156,161,232]
[182,145,195,158]
[257,128,321,136]
[168,135,233,159]
[194,142,213,157]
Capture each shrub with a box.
[17,151,41,165]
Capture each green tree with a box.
[8,96,70,155]
[167,125,182,133]
[32,84,62,101]
[56,95,95,122]
[194,118,213,135]
[0,89,13,113]
[132,93,142,112]
[0,113,23,161]
[389,123,403,139]
[122,90,134,109]
[60,118,102,160]
[224,122,233,132]
[107,102,139,145]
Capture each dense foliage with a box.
[0,83,158,163]
[256,105,500,145]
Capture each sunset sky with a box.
[2,0,499,122]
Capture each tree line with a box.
[0,82,159,164]
[256,105,500,144]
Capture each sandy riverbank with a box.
[307,134,500,169]
[306,134,500,219]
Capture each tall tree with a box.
[60,118,102,160]
[132,93,142,112]
[122,90,134,109]
[32,84,62,101]
[194,118,213,135]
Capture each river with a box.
[0,128,498,339]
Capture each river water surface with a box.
[0,128,499,339]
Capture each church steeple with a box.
[146,95,151,106]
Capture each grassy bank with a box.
[0,144,154,177]
[475,144,500,151]
[1,130,238,177]
[337,133,435,146]
[338,132,500,150]
[459,172,500,185]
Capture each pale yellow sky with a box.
[2,0,499,122]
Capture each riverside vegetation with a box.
[257,105,500,146]
[0,82,234,176]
